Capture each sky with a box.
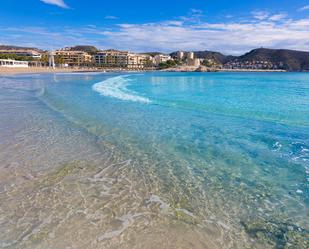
[0,0,309,54]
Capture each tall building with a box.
[176,51,184,60]
[54,49,92,66]
[187,52,194,60]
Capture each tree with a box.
[158,60,178,69]
[0,53,35,61]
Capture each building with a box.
[0,49,42,59]
[0,59,28,67]
[95,49,130,67]
[186,52,194,60]
[127,53,152,69]
[153,54,172,66]
[54,50,92,66]
[176,51,184,60]
[187,58,201,67]
[223,60,284,70]
[95,49,153,69]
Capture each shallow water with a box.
[0,72,308,248]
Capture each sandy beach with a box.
[0,67,103,75]
[0,67,156,75]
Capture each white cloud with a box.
[252,11,269,20]
[40,0,69,9]
[105,16,118,20]
[252,11,287,22]
[96,18,309,54]
[268,13,287,21]
[1,12,309,54]
[298,5,309,11]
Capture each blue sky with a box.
[0,0,309,54]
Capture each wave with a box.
[92,75,151,104]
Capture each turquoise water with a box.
[1,72,308,248]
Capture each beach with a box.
[0,67,104,75]
[0,72,308,249]
[0,67,157,75]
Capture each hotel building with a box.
[95,50,129,67]
[128,53,152,69]
[54,50,92,66]
[95,49,153,69]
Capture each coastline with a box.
[161,65,287,72]
[0,67,158,75]
[0,67,105,75]
[218,68,287,72]
[0,66,290,76]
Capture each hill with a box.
[235,48,309,71]
[142,52,163,57]
[171,48,309,71]
[193,51,233,64]
[0,45,44,52]
[69,45,99,55]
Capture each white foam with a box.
[92,75,151,104]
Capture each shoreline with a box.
[0,67,104,75]
[1,66,302,76]
[0,67,158,75]
[218,68,287,72]
[161,65,287,72]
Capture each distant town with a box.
[0,45,308,72]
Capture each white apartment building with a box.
[127,53,152,69]
[153,54,172,66]
[54,50,92,66]
[95,50,153,69]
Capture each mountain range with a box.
[172,48,309,71]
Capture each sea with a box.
[0,72,308,248]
